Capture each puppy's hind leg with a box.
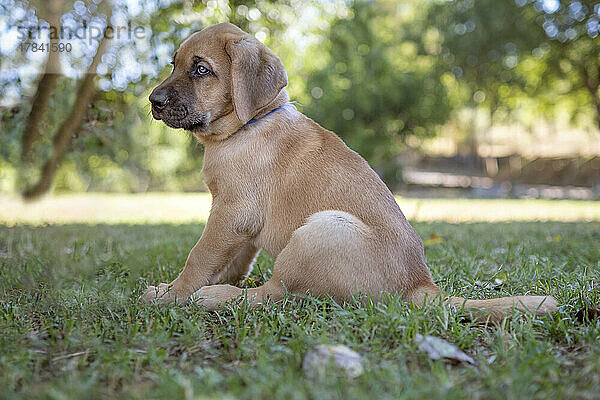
[191,279,285,311]
[264,210,376,302]
[192,210,375,310]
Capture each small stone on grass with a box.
[302,344,363,379]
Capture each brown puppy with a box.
[142,23,558,322]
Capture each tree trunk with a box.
[23,36,110,200]
[580,65,600,132]
[21,0,63,161]
[594,100,600,132]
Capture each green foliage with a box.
[429,0,542,109]
[67,88,206,192]
[1,0,598,194]
[428,0,600,127]
[1,221,599,398]
[305,1,451,183]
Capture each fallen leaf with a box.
[414,334,477,366]
[302,344,363,379]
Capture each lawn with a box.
[1,196,599,399]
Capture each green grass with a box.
[1,221,599,399]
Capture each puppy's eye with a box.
[196,65,210,76]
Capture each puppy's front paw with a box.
[139,282,178,304]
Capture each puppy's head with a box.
[149,23,288,137]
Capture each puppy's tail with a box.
[408,283,558,323]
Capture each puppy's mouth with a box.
[152,105,210,132]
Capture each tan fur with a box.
[141,23,558,323]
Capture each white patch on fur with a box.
[306,210,366,232]
[246,251,259,278]
[300,210,369,246]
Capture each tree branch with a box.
[23,35,110,200]
[21,0,63,161]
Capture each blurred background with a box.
[0,0,599,217]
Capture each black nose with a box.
[149,89,169,110]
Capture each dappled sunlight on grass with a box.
[0,193,598,225]
[0,193,213,225]
[397,197,600,222]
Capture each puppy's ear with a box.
[226,36,287,123]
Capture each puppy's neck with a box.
[193,110,242,143]
[248,90,290,122]
[195,90,290,143]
